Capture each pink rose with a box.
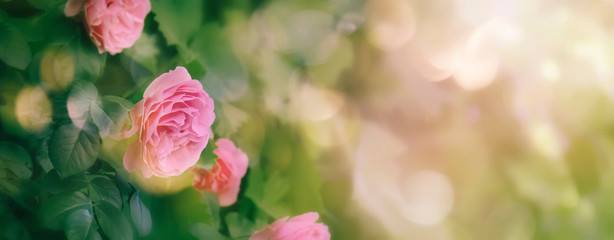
[250,212,330,240]
[192,138,248,206]
[84,0,150,54]
[123,66,215,178]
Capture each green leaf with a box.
[65,33,107,82]
[150,0,203,48]
[0,141,33,180]
[67,81,98,128]
[89,177,122,209]
[40,191,92,230]
[94,201,133,240]
[0,23,31,70]
[130,191,152,237]
[225,213,255,239]
[90,96,133,139]
[1,214,31,240]
[189,223,227,240]
[65,208,93,240]
[49,123,101,178]
[203,191,220,228]
[42,170,87,194]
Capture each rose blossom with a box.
[192,138,248,206]
[123,66,215,178]
[250,212,330,240]
[84,0,150,54]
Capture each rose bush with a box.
[122,66,215,178]
[192,138,248,206]
[84,0,151,54]
[250,212,331,240]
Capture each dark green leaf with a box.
[1,214,31,240]
[49,123,101,178]
[129,192,152,237]
[0,24,31,70]
[27,0,64,10]
[90,96,133,139]
[65,208,93,240]
[150,0,202,47]
[94,201,133,240]
[89,177,122,209]
[42,170,87,194]
[40,191,92,230]
[0,141,33,180]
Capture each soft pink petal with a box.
[144,67,192,98]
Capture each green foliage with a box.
[150,0,203,50]
[93,201,133,240]
[49,123,101,178]
[89,176,122,209]
[90,96,133,139]
[0,23,31,70]
[129,191,152,237]
[40,191,92,230]
[65,208,95,240]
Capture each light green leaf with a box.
[189,223,227,240]
[90,96,133,140]
[49,123,101,178]
[65,208,93,240]
[40,191,92,230]
[89,177,122,209]
[150,0,203,48]
[94,201,133,240]
[129,191,152,237]
[0,23,31,70]
[203,191,220,228]
[225,213,255,239]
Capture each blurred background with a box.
[4,0,614,239]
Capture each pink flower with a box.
[192,139,248,206]
[250,212,330,240]
[123,66,215,178]
[84,0,150,54]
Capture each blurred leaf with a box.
[36,137,54,173]
[67,81,98,128]
[90,96,133,140]
[0,23,31,70]
[115,172,133,199]
[40,191,92,230]
[65,208,93,240]
[93,201,133,240]
[27,0,64,10]
[89,177,122,209]
[151,0,203,48]
[123,33,159,73]
[68,33,107,81]
[203,191,220,228]
[225,212,255,239]
[129,191,152,237]
[49,123,101,178]
[42,170,87,194]
[565,138,601,195]
[193,25,248,101]
[1,214,31,240]
[0,141,33,180]
[189,223,227,240]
